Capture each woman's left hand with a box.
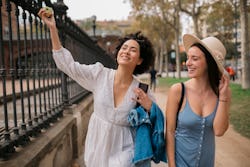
[219,71,230,100]
[133,88,152,111]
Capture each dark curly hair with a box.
[114,31,155,75]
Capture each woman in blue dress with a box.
[166,34,231,167]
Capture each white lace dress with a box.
[52,48,154,167]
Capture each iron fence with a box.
[0,0,116,159]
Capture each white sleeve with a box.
[147,88,156,103]
[52,47,104,92]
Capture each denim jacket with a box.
[128,102,167,165]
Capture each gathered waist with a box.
[92,112,130,127]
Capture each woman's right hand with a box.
[38,7,62,50]
[38,7,56,29]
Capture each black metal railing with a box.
[0,0,116,159]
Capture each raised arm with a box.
[38,7,62,50]
[213,73,231,136]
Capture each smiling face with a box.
[186,46,208,78]
[116,39,143,69]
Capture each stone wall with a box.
[0,94,93,167]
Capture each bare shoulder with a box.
[168,82,184,101]
[166,82,185,115]
[169,82,183,95]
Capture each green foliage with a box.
[229,83,250,138]
[157,77,188,87]
[224,42,240,60]
[128,0,176,53]
[129,0,238,57]
[206,1,235,40]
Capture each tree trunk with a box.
[175,31,181,79]
[155,47,160,72]
[165,44,169,77]
[240,0,250,89]
[159,39,164,74]
[193,15,201,38]
[175,3,181,79]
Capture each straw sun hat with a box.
[183,34,227,76]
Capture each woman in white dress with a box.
[39,8,157,167]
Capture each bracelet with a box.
[219,99,227,102]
